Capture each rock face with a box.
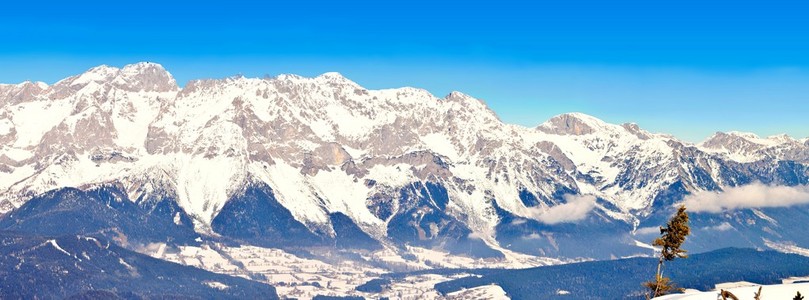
[536,112,600,135]
[0,62,807,259]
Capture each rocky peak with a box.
[273,73,306,82]
[537,112,609,135]
[701,131,793,149]
[314,72,358,87]
[701,131,761,149]
[621,122,651,140]
[444,91,501,123]
[55,63,178,93]
[0,81,49,104]
[115,62,179,92]
[444,91,481,106]
[766,133,795,145]
[57,65,119,90]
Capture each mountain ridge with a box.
[1,62,808,260]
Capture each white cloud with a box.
[522,233,542,240]
[702,222,734,232]
[467,232,484,240]
[682,182,809,213]
[132,242,165,254]
[510,219,527,226]
[634,226,662,235]
[530,194,596,225]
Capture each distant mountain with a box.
[0,63,807,260]
[0,230,277,299]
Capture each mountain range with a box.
[1,62,808,261]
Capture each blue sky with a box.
[1,0,808,141]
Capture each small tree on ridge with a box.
[644,205,690,298]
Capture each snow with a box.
[110,90,177,152]
[0,164,35,188]
[255,161,328,224]
[752,209,779,225]
[447,283,509,299]
[404,245,562,269]
[175,153,247,225]
[2,148,34,161]
[365,164,416,187]
[783,276,809,284]
[9,98,73,147]
[0,118,12,135]
[67,65,118,87]
[420,133,461,162]
[203,281,230,290]
[722,131,794,147]
[173,212,182,225]
[726,131,763,141]
[10,154,132,198]
[150,243,388,299]
[323,102,379,139]
[140,240,562,300]
[47,239,72,257]
[697,131,799,163]
[525,116,678,215]
[1,63,808,277]
[0,64,689,234]
[654,282,809,299]
[764,239,809,257]
[310,168,381,226]
[634,239,657,251]
[377,273,464,300]
[341,145,367,159]
[119,257,137,273]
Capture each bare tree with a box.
[720,289,739,300]
[753,286,762,300]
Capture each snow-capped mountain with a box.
[700,131,809,163]
[1,63,807,259]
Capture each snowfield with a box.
[142,241,560,299]
[657,282,809,300]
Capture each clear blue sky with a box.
[1,0,808,141]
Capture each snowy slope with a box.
[656,282,809,300]
[700,131,807,163]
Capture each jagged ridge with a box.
[0,62,807,259]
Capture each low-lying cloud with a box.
[634,226,662,236]
[531,194,597,225]
[510,219,527,226]
[682,182,809,213]
[467,232,484,240]
[702,222,734,232]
